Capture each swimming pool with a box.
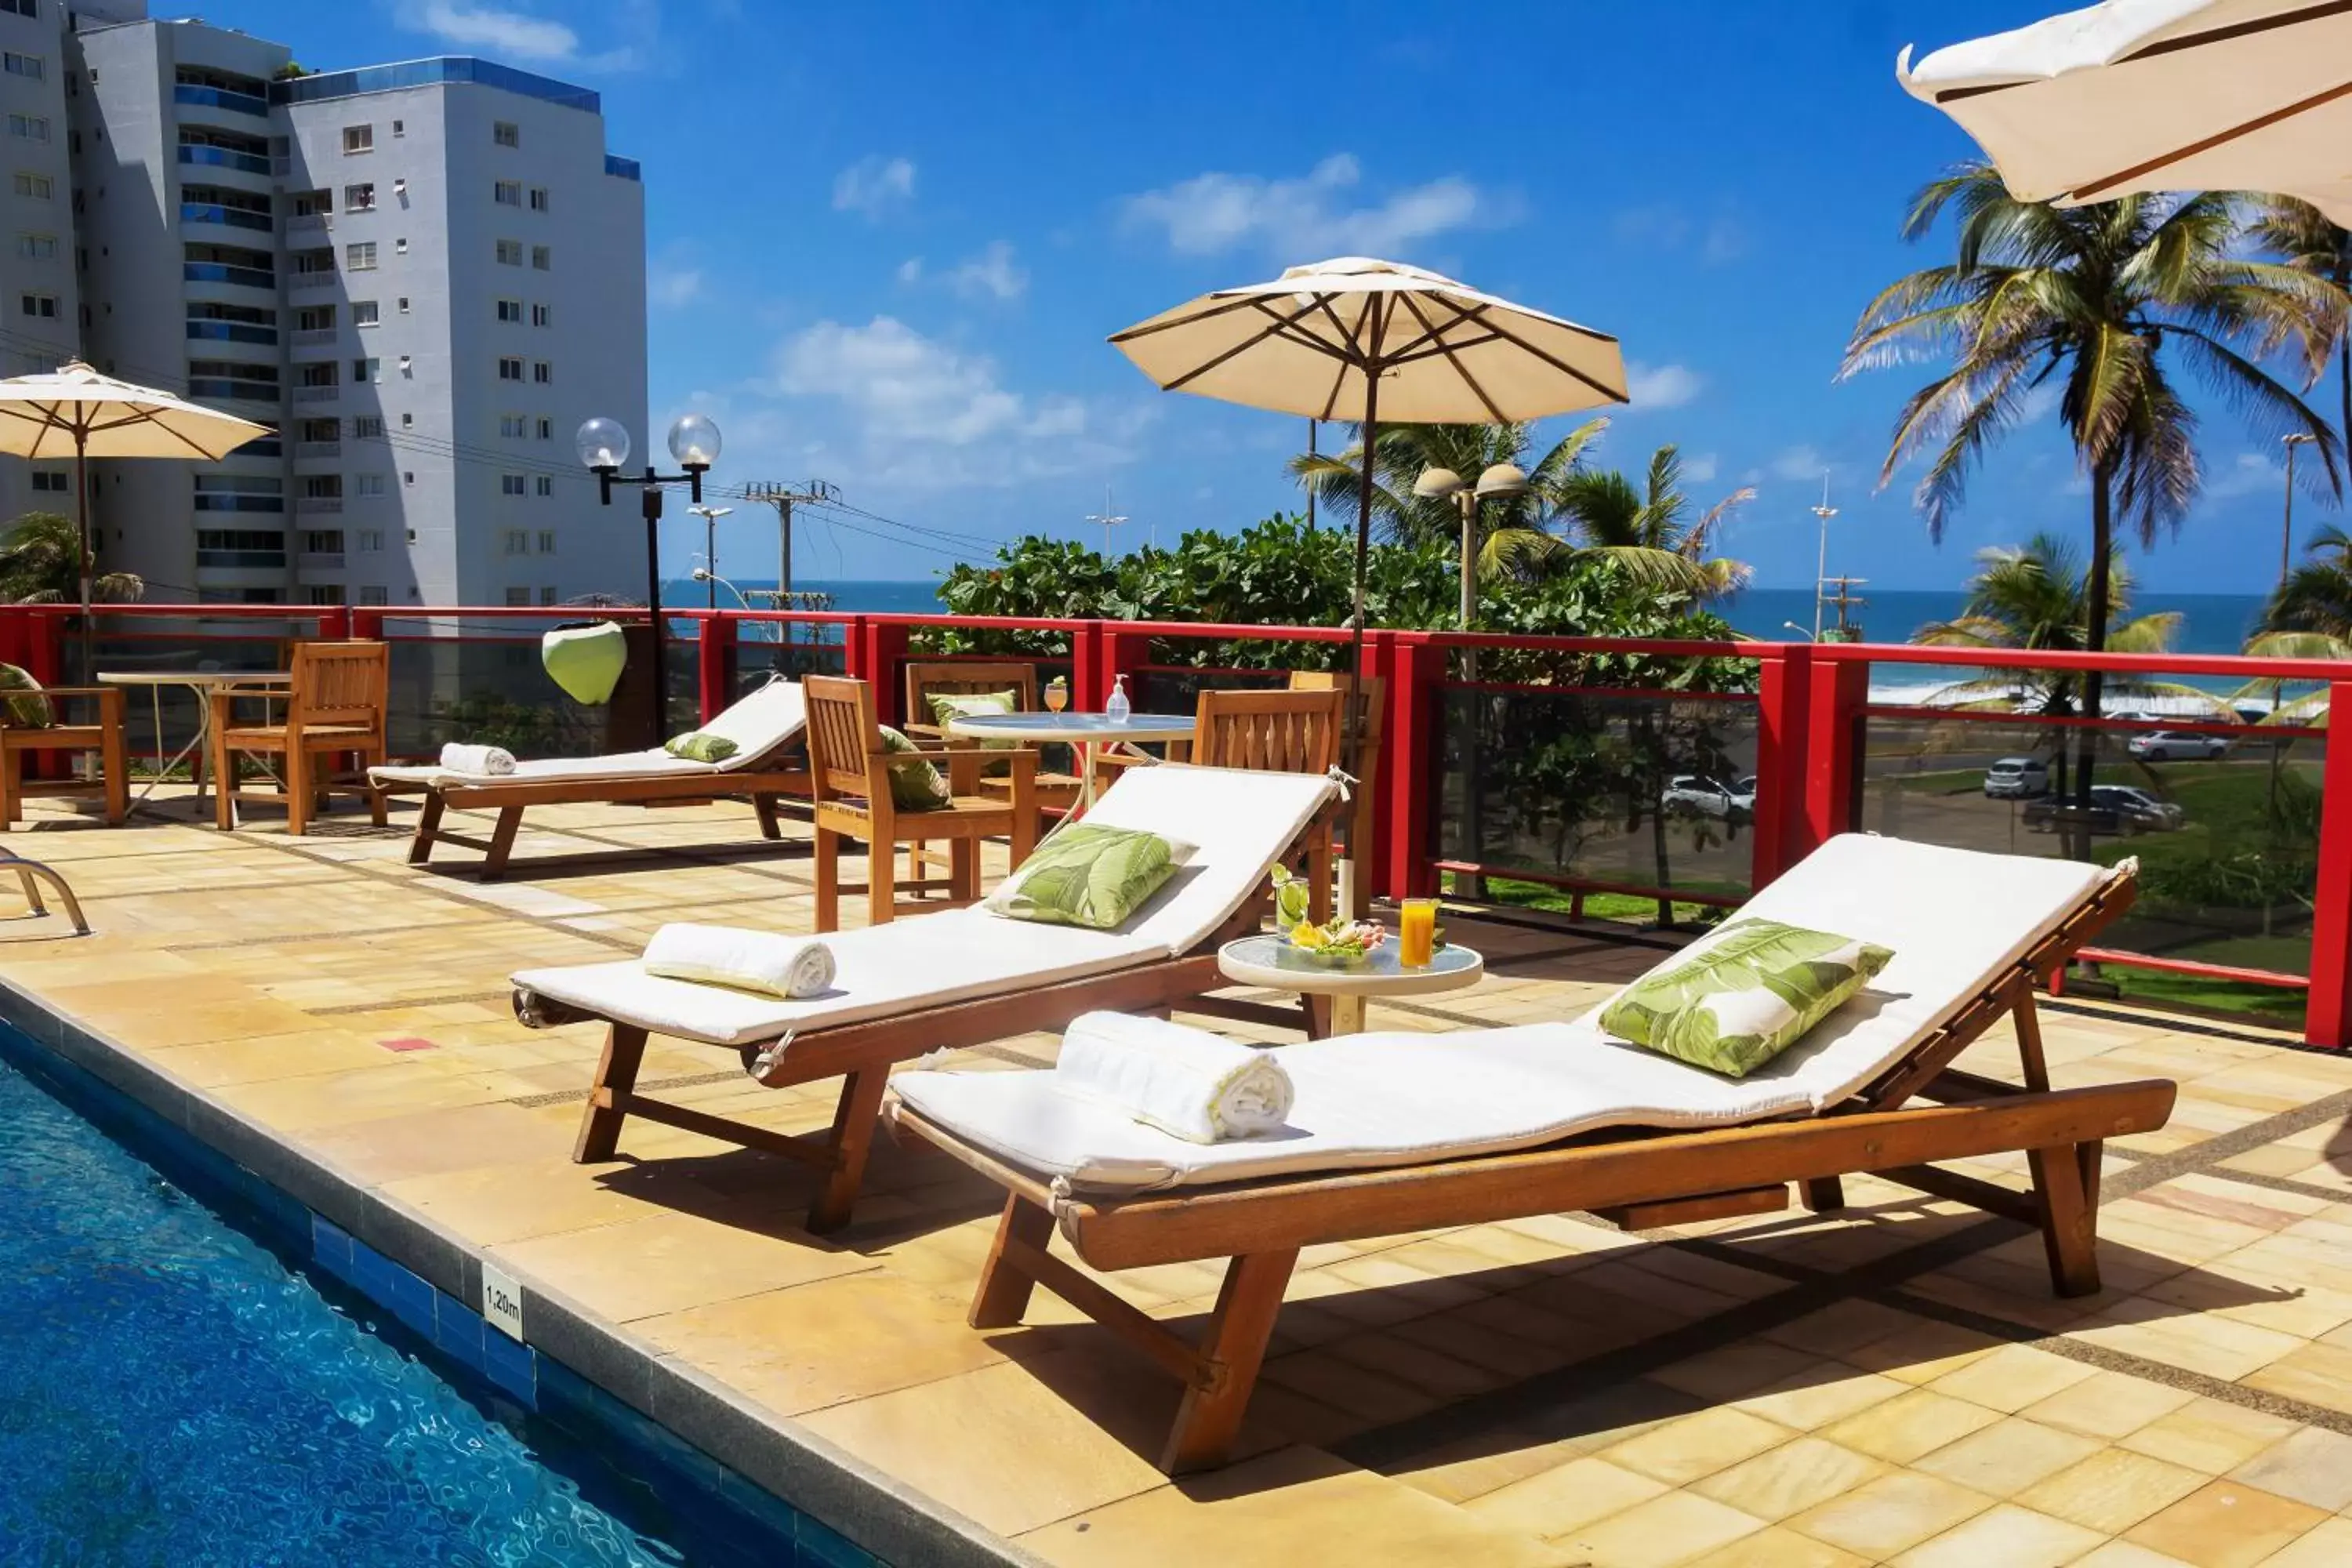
[0,1052,800,1566]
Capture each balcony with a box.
[187,379,281,404]
[193,550,285,568]
[174,83,270,118]
[292,385,339,403]
[291,328,336,347]
[297,551,346,572]
[181,202,274,233]
[289,273,336,291]
[295,440,341,459]
[185,321,278,347]
[183,262,276,290]
[294,497,343,514]
[286,213,330,233]
[178,144,272,176]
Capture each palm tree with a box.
[0,511,141,604]
[1843,165,2344,822]
[2259,522,2352,641]
[2249,198,2352,451]
[1914,533,2183,712]
[1499,443,1755,599]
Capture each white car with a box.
[1984,757,2049,798]
[1660,775,1753,822]
[2129,730,2229,762]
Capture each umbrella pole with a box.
[1341,375,1377,921]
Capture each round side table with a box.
[1217,935,1483,1039]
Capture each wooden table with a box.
[944,710,1195,808]
[97,670,291,814]
[1218,934,1483,1038]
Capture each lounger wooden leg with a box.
[814,828,840,932]
[2029,1138,2103,1297]
[572,1022,648,1163]
[1800,1177,1846,1213]
[806,1066,891,1234]
[752,793,782,840]
[409,794,445,865]
[481,806,524,879]
[1161,1247,1299,1474]
[970,1195,1054,1328]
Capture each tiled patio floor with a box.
[7,787,2352,1566]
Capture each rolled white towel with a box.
[642,923,836,999]
[440,742,517,776]
[1054,1011,1294,1144]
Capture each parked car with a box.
[2022,784,2184,836]
[2129,729,2230,762]
[1660,775,1753,822]
[1984,757,2050,798]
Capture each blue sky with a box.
[209,2,2337,591]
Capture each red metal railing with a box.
[2,602,2343,1047]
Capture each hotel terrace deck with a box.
[10,791,2352,1568]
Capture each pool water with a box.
[0,1056,766,1566]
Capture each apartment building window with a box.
[343,182,375,212]
[15,233,53,259]
[290,189,331,218]
[540,586,558,606]
[346,241,377,271]
[531,245,550,270]
[302,476,342,502]
[298,361,338,389]
[296,416,337,443]
[351,357,380,384]
[502,528,528,554]
[343,124,373,154]
[3,53,42,82]
[391,119,404,137]
[530,303,551,327]
[535,417,553,441]
[503,587,530,607]
[493,121,519,148]
[499,414,526,437]
[358,586,388,605]
[495,298,521,324]
[18,292,53,318]
[494,180,521,206]
[352,414,385,439]
[8,114,49,143]
[295,304,334,332]
[357,528,384,550]
[495,238,521,266]
[500,475,526,498]
[496,357,524,382]
[395,237,408,255]
[12,172,49,199]
[354,474,386,498]
[29,470,64,493]
[528,187,549,212]
[307,586,344,606]
[0,2,35,20]
[397,297,410,314]
[352,300,379,328]
[532,361,551,385]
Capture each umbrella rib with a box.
[1306,294,1373,421]
[2069,74,2352,201]
[1443,300,1628,405]
[1386,332,1506,365]
[1158,297,1338,394]
[1106,292,1278,344]
[95,403,254,459]
[1398,294,1508,423]
[1934,0,2352,103]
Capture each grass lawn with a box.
[1481,874,1735,931]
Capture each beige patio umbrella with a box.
[1898,0,2352,224]
[1111,256,1626,902]
[0,360,273,613]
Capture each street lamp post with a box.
[688,503,734,608]
[1413,462,1530,898]
[577,412,723,747]
[2283,433,2318,586]
[1810,474,1839,642]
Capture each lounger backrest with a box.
[290,641,388,731]
[1192,688,1343,775]
[903,661,1039,730]
[804,675,883,802]
[1074,763,1337,954]
[695,678,807,768]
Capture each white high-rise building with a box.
[20,3,648,607]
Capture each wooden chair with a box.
[0,686,128,829]
[903,659,1091,822]
[210,641,389,836]
[804,674,1037,931]
[1288,670,1384,909]
[1191,687,1343,923]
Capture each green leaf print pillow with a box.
[878,726,953,811]
[1599,918,1893,1079]
[984,822,1185,931]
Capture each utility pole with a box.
[1810,473,1839,642]
[1085,485,1127,558]
[742,479,839,604]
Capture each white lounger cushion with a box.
[889,834,2120,1192]
[373,680,807,789]
[508,763,1335,1045]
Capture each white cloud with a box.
[895,257,924,285]
[833,156,916,220]
[1681,452,1720,484]
[944,241,1027,302]
[649,264,702,309]
[766,316,1147,486]
[398,2,580,62]
[1768,445,1829,482]
[1624,361,1704,410]
[1120,154,1508,258]
[1613,203,1748,267]
[2204,451,2278,499]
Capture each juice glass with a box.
[1399,898,1439,967]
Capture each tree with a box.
[1913,533,2183,711]
[2249,197,2352,452]
[2259,522,2352,641]
[1843,165,2344,824]
[1504,443,1755,599]
[0,512,141,604]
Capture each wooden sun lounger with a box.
[891,864,2177,1474]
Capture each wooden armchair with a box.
[902,659,1091,820]
[804,674,1038,931]
[210,641,390,836]
[0,686,128,829]
[1192,686,1343,921]
[1288,670,1385,912]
